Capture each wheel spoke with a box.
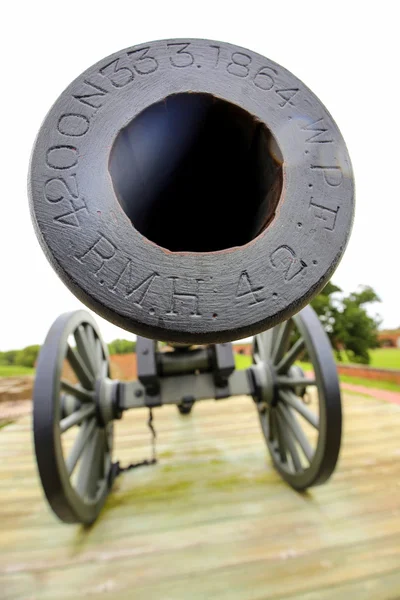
[257,330,274,363]
[253,335,263,365]
[280,390,319,429]
[85,326,99,374]
[104,449,112,477]
[268,408,275,442]
[254,353,262,366]
[61,380,94,403]
[66,419,96,475]
[60,393,80,418]
[103,426,113,475]
[95,339,104,375]
[276,337,305,374]
[60,404,95,433]
[96,339,108,378]
[74,326,96,377]
[271,325,281,351]
[66,345,94,390]
[97,429,106,481]
[276,407,303,473]
[276,376,316,388]
[274,408,287,463]
[76,429,103,499]
[271,320,294,365]
[279,402,313,462]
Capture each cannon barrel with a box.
[29,39,354,343]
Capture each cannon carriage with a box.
[28,39,354,524]
[33,306,341,524]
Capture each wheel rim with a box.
[253,305,342,489]
[33,310,113,524]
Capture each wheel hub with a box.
[95,377,120,427]
[251,360,276,411]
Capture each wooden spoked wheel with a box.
[33,311,114,524]
[252,305,342,490]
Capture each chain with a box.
[114,408,157,476]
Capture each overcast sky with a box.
[0,1,398,350]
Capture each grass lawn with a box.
[1,347,399,390]
[339,374,400,393]
[0,365,35,377]
[234,354,252,370]
[295,360,400,393]
[235,347,400,370]
[235,356,400,393]
[291,350,400,370]
[236,348,400,369]
[350,348,400,370]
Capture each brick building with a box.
[378,330,400,348]
[233,343,252,356]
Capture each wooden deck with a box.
[1,392,400,599]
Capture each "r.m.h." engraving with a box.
[74,234,117,278]
[109,261,159,305]
[166,277,204,317]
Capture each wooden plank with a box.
[0,393,400,599]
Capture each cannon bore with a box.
[109,92,283,252]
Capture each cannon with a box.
[29,39,354,524]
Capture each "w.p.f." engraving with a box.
[302,119,333,144]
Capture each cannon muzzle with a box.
[29,39,354,343]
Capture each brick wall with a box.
[63,354,137,382]
[233,343,252,356]
[337,364,400,385]
[110,354,137,380]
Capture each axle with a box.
[95,338,310,420]
[118,369,254,411]
[97,339,255,420]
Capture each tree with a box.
[107,339,136,355]
[0,350,18,366]
[14,345,41,368]
[310,283,381,364]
